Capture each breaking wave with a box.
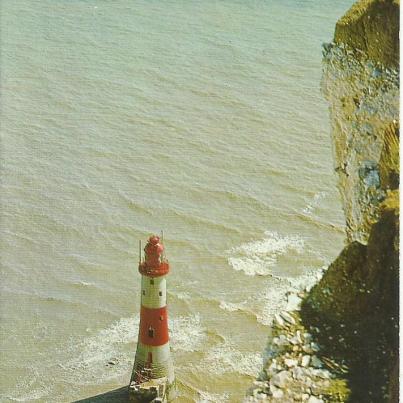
[196,390,230,403]
[201,343,261,377]
[170,313,207,352]
[66,313,207,378]
[227,231,304,276]
[219,300,248,312]
[302,191,327,215]
[64,316,140,385]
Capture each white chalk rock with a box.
[290,331,303,345]
[301,355,311,367]
[311,342,320,352]
[315,369,330,379]
[274,313,285,327]
[272,388,284,399]
[252,388,261,398]
[267,361,279,375]
[280,311,296,325]
[292,366,305,380]
[303,333,313,342]
[284,358,298,368]
[311,355,323,368]
[271,370,291,388]
[286,293,302,311]
[308,397,324,403]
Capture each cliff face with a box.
[334,0,399,69]
[301,194,399,402]
[245,1,399,402]
[321,0,399,244]
[302,1,399,402]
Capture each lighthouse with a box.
[129,235,175,402]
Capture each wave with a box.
[171,291,191,301]
[65,312,208,382]
[200,342,261,378]
[4,312,210,402]
[175,378,230,403]
[196,390,230,403]
[254,276,297,326]
[64,316,139,386]
[217,275,300,327]
[285,265,327,292]
[170,314,207,352]
[227,230,304,276]
[217,266,327,327]
[302,191,327,215]
[219,300,247,313]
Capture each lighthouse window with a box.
[150,279,154,285]
[142,290,145,295]
[160,315,164,321]
[159,291,162,296]
[148,327,155,338]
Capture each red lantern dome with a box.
[139,235,169,277]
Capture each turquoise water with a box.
[1,1,352,401]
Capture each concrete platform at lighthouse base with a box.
[74,381,174,403]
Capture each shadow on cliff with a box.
[300,193,399,403]
[73,387,129,403]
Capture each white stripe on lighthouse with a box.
[141,275,167,309]
[134,343,174,383]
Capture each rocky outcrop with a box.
[322,0,399,244]
[246,1,399,402]
[245,293,351,403]
[334,0,399,68]
[303,0,399,401]
[301,192,399,402]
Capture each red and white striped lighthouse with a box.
[129,235,175,402]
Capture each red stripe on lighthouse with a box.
[139,306,169,346]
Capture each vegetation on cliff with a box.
[334,0,399,68]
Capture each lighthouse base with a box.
[129,377,176,403]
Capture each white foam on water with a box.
[287,265,327,292]
[65,316,140,385]
[170,313,207,352]
[201,343,261,377]
[76,280,95,287]
[254,266,327,326]
[175,291,191,301]
[3,371,51,402]
[61,313,206,386]
[227,231,304,276]
[255,278,295,326]
[196,390,230,403]
[219,300,247,312]
[302,191,327,215]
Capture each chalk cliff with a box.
[246,1,399,402]
[302,1,399,401]
[322,0,399,244]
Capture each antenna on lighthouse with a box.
[161,230,164,259]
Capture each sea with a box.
[0,1,354,401]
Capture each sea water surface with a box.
[1,1,353,401]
